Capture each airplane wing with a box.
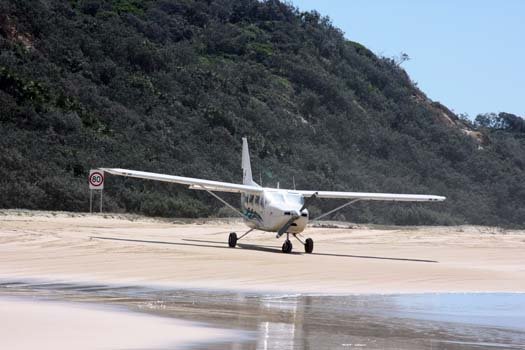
[101,168,263,194]
[294,190,445,202]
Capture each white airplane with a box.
[102,138,445,254]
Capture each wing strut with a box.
[198,186,246,218]
[310,199,361,222]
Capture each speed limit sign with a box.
[89,170,104,190]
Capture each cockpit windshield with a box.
[266,192,304,206]
[284,193,304,206]
[266,192,285,203]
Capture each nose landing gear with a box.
[282,239,293,253]
[286,233,314,254]
[280,233,314,254]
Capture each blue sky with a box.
[291,0,524,118]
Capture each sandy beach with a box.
[0,210,524,294]
[1,210,525,349]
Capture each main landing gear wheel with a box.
[282,239,293,254]
[228,232,237,248]
[304,238,314,253]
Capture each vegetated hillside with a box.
[0,0,524,226]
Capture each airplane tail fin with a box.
[242,137,256,186]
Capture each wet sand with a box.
[1,281,524,349]
[0,210,524,294]
[0,296,235,350]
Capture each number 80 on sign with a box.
[89,170,104,190]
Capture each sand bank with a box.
[0,210,524,294]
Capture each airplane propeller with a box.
[300,191,318,212]
[276,192,317,238]
[276,216,297,238]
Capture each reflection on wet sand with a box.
[1,280,524,350]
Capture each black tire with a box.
[304,238,314,253]
[228,232,237,248]
[282,239,293,253]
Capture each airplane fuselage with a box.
[241,190,309,233]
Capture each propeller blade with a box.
[300,192,318,212]
[276,216,298,238]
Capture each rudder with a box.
[242,137,255,185]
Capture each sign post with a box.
[89,170,105,213]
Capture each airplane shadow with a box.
[183,239,438,263]
[89,236,292,255]
[90,236,438,262]
[183,238,275,249]
[182,239,303,255]
[182,238,303,254]
[310,252,438,263]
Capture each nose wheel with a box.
[282,239,293,253]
